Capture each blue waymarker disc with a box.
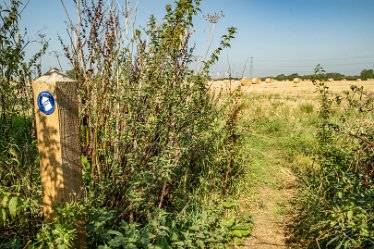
[37,91,55,115]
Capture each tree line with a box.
[271,68,374,81]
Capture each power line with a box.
[255,55,374,62]
[254,62,373,69]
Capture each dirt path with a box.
[241,166,296,249]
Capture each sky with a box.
[17,0,374,78]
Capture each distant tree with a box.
[326,72,345,81]
[287,73,299,80]
[346,75,359,80]
[302,74,314,80]
[360,69,374,80]
[275,74,287,81]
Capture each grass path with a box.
[241,165,296,249]
[237,93,316,249]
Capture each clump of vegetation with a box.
[289,65,374,249]
[273,69,373,82]
[0,0,48,247]
[1,0,250,248]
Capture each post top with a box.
[34,68,76,84]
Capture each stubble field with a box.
[210,79,374,97]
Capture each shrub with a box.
[2,0,246,248]
[289,65,374,249]
[0,0,47,246]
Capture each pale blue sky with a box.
[19,0,374,77]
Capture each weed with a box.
[288,65,374,249]
[0,0,248,248]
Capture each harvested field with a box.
[209,79,374,96]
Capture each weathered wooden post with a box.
[32,68,87,248]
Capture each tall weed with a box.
[0,0,47,246]
[1,0,246,247]
[289,65,373,249]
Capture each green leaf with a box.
[108,230,125,248]
[171,241,184,246]
[81,155,90,168]
[347,210,353,220]
[107,230,123,236]
[189,225,200,231]
[231,223,252,231]
[98,245,111,249]
[156,236,170,248]
[222,201,238,208]
[231,229,251,238]
[159,225,170,232]
[170,233,179,242]
[222,217,236,228]
[1,195,9,208]
[326,237,339,247]
[8,197,18,218]
[336,239,344,249]
[0,208,8,223]
[196,239,205,248]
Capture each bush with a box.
[289,65,374,249]
[1,0,246,247]
[0,0,47,246]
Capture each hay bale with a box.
[265,78,273,84]
[328,78,334,82]
[357,78,362,82]
[293,78,301,84]
[240,77,252,86]
[252,77,262,84]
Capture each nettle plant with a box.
[61,0,244,247]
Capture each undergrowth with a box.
[0,0,251,248]
[289,65,374,249]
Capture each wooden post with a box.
[32,68,87,248]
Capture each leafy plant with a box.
[0,0,47,246]
[289,65,374,249]
[2,0,246,248]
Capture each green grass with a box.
[233,92,318,246]
[240,92,317,174]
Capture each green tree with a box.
[275,74,287,81]
[287,73,299,80]
[360,69,374,80]
[326,72,345,80]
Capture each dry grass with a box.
[210,79,374,97]
[241,182,296,249]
